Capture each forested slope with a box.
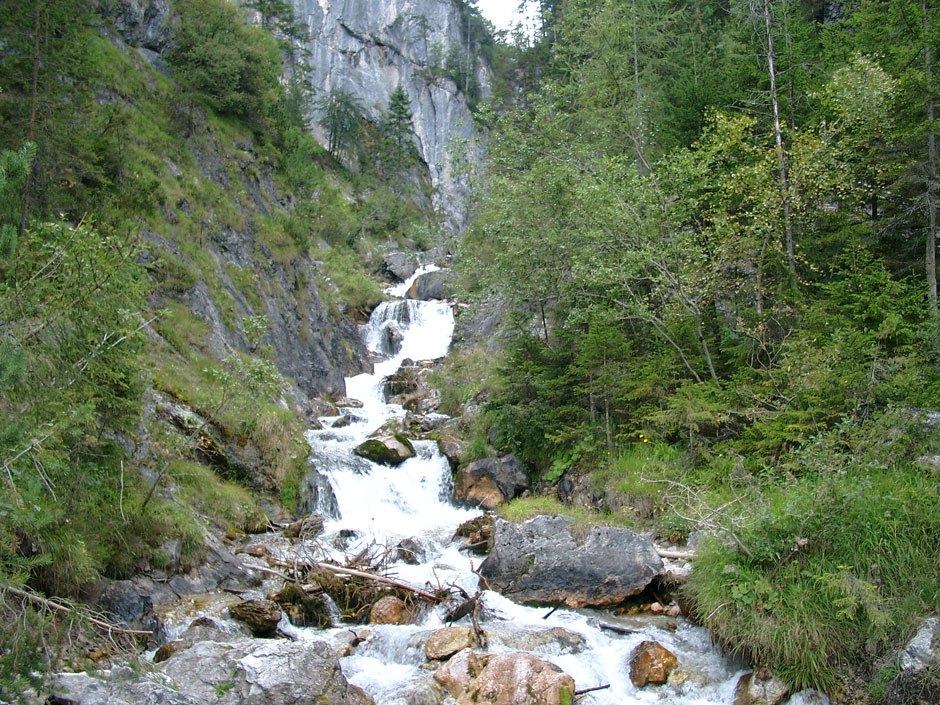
[0,0,452,691]
[453,0,940,699]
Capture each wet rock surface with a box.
[479,515,663,607]
[629,640,678,687]
[354,435,416,465]
[435,649,575,705]
[408,270,457,301]
[733,668,790,705]
[425,626,475,661]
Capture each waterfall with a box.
[292,270,825,705]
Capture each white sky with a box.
[474,0,527,33]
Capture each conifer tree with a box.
[383,84,416,178]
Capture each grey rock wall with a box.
[289,0,487,228]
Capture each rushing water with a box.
[218,265,827,705]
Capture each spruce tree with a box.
[383,84,416,178]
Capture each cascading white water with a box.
[299,268,828,705]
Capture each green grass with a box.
[169,460,267,534]
[497,495,635,531]
[428,346,494,417]
[685,444,940,694]
[318,249,385,316]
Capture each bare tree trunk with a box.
[757,0,796,275]
[632,0,645,174]
[925,0,938,316]
[19,0,41,238]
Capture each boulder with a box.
[355,435,416,466]
[425,626,475,661]
[898,617,940,671]
[629,641,678,687]
[370,595,413,625]
[733,668,790,705]
[454,455,529,510]
[435,650,575,705]
[434,649,492,695]
[160,638,374,705]
[437,434,467,470]
[229,599,282,637]
[86,580,154,630]
[384,252,418,282]
[283,513,325,539]
[407,270,457,301]
[336,397,365,408]
[383,371,419,399]
[53,666,201,705]
[479,516,663,608]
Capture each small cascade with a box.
[292,269,823,705]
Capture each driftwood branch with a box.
[298,562,442,602]
[575,684,611,697]
[657,549,695,560]
[4,586,152,636]
[597,622,640,635]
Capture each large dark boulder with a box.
[479,515,663,608]
[383,252,418,282]
[407,270,456,301]
[454,455,529,510]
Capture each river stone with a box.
[454,455,529,510]
[229,599,282,637]
[370,595,413,625]
[86,580,154,630]
[425,626,474,661]
[160,638,374,705]
[629,641,678,687]
[733,667,790,705]
[434,649,492,694]
[355,435,416,466]
[437,434,466,470]
[479,515,664,608]
[407,270,456,301]
[436,650,575,705]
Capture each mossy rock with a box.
[354,435,415,466]
[274,583,332,629]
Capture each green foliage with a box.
[0,142,35,255]
[686,415,940,692]
[168,0,283,126]
[314,88,364,160]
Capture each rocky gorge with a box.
[46,266,841,705]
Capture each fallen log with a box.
[656,549,695,560]
[597,622,640,636]
[3,586,152,636]
[300,562,442,602]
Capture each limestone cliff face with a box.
[290,0,487,227]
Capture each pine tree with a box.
[383,84,416,179]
